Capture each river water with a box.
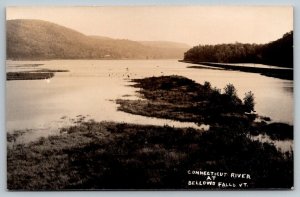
[6,59,293,146]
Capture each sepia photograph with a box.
[6,6,293,190]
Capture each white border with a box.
[0,1,299,196]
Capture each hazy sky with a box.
[6,6,293,46]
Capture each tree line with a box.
[184,31,293,68]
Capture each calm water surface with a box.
[6,60,293,145]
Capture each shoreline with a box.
[180,60,293,80]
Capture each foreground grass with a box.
[7,121,293,190]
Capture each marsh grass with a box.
[117,75,293,140]
[250,122,293,140]
[7,121,293,190]
[117,75,253,127]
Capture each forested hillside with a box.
[183,31,293,68]
[7,19,188,60]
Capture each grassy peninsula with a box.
[117,75,257,127]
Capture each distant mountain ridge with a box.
[6,19,189,60]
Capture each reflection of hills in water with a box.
[6,19,189,60]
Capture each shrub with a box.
[243,91,255,112]
[224,83,237,98]
[204,81,211,89]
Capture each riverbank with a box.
[180,60,293,80]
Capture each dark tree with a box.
[243,91,255,112]
[224,83,237,98]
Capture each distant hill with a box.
[6,19,189,60]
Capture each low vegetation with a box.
[250,122,293,140]
[117,75,256,127]
[7,121,293,190]
[117,76,293,140]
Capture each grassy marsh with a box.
[7,121,293,190]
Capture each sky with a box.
[6,6,293,46]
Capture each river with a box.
[6,59,293,144]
